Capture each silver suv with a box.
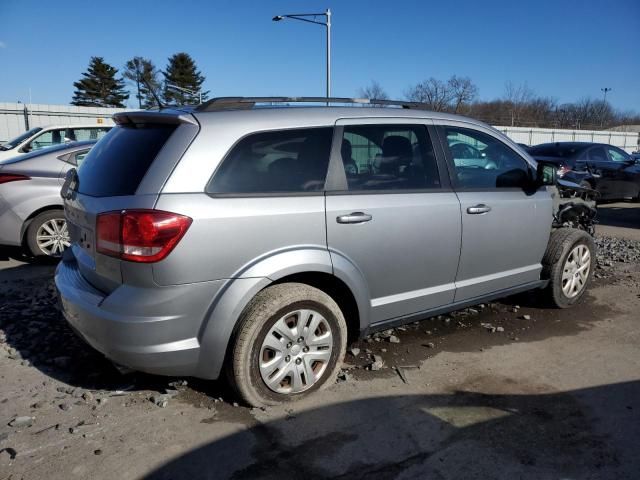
[55,97,596,407]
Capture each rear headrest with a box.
[341,139,352,160]
[382,136,412,159]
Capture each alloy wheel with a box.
[562,244,591,298]
[36,218,70,256]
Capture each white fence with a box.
[0,103,127,142]
[496,126,639,153]
[1,103,639,153]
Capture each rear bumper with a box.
[55,253,224,377]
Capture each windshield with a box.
[0,128,42,150]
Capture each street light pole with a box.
[326,8,331,101]
[273,9,332,104]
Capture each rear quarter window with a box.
[207,127,333,194]
[76,124,175,197]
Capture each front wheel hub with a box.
[561,244,591,298]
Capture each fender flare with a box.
[194,246,371,379]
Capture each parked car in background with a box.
[56,97,597,408]
[0,141,96,257]
[0,125,110,162]
[528,142,640,201]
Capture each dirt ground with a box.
[0,203,639,480]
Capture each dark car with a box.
[528,142,640,201]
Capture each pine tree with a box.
[123,57,161,109]
[162,53,209,105]
[71,57,129,107]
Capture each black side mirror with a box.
[536,161,557,186]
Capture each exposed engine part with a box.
[549,179,598,236]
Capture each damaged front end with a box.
[549,179,598,236]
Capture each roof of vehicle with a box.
[135,96,494,130]
[532,142,605,149]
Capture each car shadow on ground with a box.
[143,381,640,480]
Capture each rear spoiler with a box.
[112,110,197,126]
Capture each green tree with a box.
[123,56,161,109]
[162,52,209,105]
[71,57,129,107]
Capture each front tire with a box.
[227,283,347,407]
[542,228,595,308]
[25,210,70,258]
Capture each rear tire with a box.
[25,210,70,258]
[542,228,595,308]
[227,283,347,407]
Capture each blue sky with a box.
[0,0,638,111]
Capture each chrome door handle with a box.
[467,204,491,214]
[336,212,373,224]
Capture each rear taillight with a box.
[0,173,30,184]
[557,165,571,177]
[96,210,192,263]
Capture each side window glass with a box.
[607,148,629,162]
[208,127,333,194]
[339,124,440,191]
[29,130,62,151]
[444,127,531,189]
[588,147,608,161]
[74,149,90,167]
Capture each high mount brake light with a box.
[0,173,30,184]
[96,210,192,263]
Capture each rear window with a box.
[207,127,333,194]
[76,124,175,197]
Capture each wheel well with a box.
[20,206,64,244]
[273,272,361,343]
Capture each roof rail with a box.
[194,96,429,112]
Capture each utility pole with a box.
[600,87,612,127]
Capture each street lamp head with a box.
[272,15,283,21]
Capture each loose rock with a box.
[369,355,384,371]
[8,416,34,428]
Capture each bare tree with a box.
[358,80,389,102]
[405,78,453,111]
[504,81,535,126]
[447,76,478,113]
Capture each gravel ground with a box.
[0,232,639,479]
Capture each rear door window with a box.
[76,124,175,197]
[207,127,333,194]
[338,124,440,191]
[587,147,608,162]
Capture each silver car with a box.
[55,97,596,407]
[0,141,95,257]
